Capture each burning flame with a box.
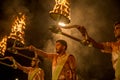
[54,0,70,18]
[55,0,69,5]
[49,0,70,24]
[8,14,26,44]
[55,0,70,15]
[0,36,7,56]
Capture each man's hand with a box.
[6,56,17,69]
[77,26,88,37]
[76,26,93,47]
[5,56,14,61]
[49,25,62,34]
[26,45,36,51]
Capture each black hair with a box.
[114,21,120,26]
[56,39,67,50]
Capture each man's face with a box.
[31,59,37,67]
[114,24,120,38]
[55,42,65,54]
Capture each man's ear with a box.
[63,46,66,50]
[37,60,40,64]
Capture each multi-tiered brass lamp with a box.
[8,13,26,47]
[49,0,71,24]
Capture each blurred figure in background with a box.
[9,56,44,80]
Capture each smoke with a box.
[0,0,120,80]
[44,0,120,79]
[0,0,53,47]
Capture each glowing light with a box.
[58,22,66,27]
[0,36,7,56]
[15,78,19,80]
[8,14,26,44]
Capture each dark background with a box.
[0,0,120,80]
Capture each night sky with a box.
[0,0,120,80]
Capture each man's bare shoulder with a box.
[68,54,75,59]
[47,53,58,59]
[66,54,76,62]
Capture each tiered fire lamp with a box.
[49,0,71,24]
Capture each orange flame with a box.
[54,0,70,15]
[0,36,7,56]
[49,0,70,24]
[8,14,26,44]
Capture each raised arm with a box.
[49,24,104,49]
[14,45,55,60]
[27,45,48,58]
[77,26,113,53]
[16,61,30,73]
[76,26,104,49]
[8,57,30,73]
[49,25,112,53]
